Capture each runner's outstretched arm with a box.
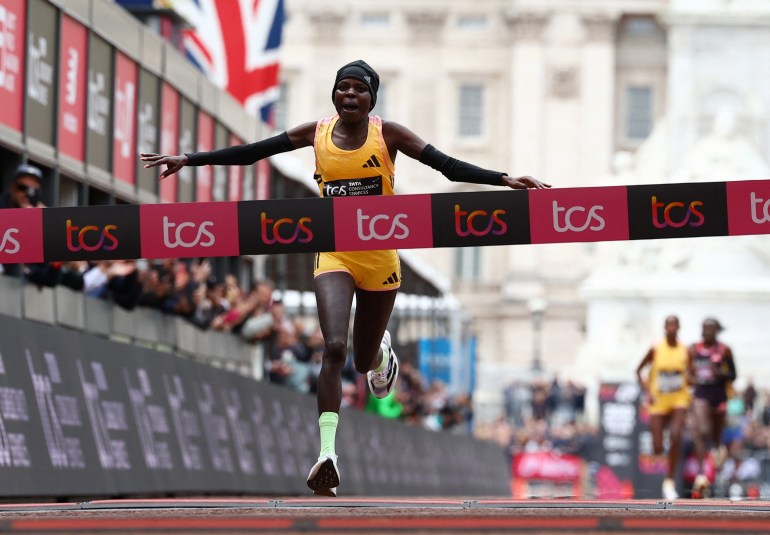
[140,122,316,180]
[382,121,550,190]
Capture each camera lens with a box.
[25,187,41,206]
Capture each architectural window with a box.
[458,15,487,30]
[454,247,481,281]
[458,84,484,138]
[626,85,653,140]
[371,83,386,119]
[615,14,666,150]
[274,82,289,132]
[361,13,389,26]
[624,17,658,36]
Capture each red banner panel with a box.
[195,111,214,202]
[255,159,270,200]
[113,52,138,186]
[512,451,582,482]
[58,14,87,161]
[227,133,244,201]
[333,194,433,252]
[0,208,44,263]
[726,180,770,236]
[140,201,239,259]
[529,186,629,244]
[0,0,25,132]
[159,82,179,203]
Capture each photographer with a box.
[0,163,46,209]
[1,164,64,287]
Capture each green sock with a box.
[318,412,339,457]
[373,345,388,373]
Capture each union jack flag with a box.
[178,0,285,124]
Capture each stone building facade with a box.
[277,0,770,421]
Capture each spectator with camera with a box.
[2,164,88,288]
[1,164,46,210]
[0,164,76,287]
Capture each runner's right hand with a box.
[140,153,188,180]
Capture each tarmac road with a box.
[1,497,770,534]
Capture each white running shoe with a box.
[367,330,399,399]
[306,453,339,497]
[662,478,679,500]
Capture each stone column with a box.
[404,9,448,140]
[505,11,548,183]
[580,14,618,185]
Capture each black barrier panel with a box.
[0,314,510,498]
[177,98,196,203]
[43,204,141,261]
[86,33,113,173]
[598,383,639,497]
[627,182,729,240]
[136,68,160,196]
[26,0,58,147]
[431,190,531,248]
[597,382,666,499]
[238,198,336,255]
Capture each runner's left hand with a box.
[502,175,551,189]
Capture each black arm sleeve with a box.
[185,131,295,166]
[419,144,505,186]
[721,356,737,382]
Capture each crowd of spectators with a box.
[476,376,770,498]
[474,378,599,463]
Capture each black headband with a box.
[332,60,380,109]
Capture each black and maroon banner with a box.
[1,180,769,264]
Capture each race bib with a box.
[657,370,684,393]
[695,361,715,383]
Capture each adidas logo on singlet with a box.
[382,272,399,286]
[362,155,381,168]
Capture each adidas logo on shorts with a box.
[382,272,399,286]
